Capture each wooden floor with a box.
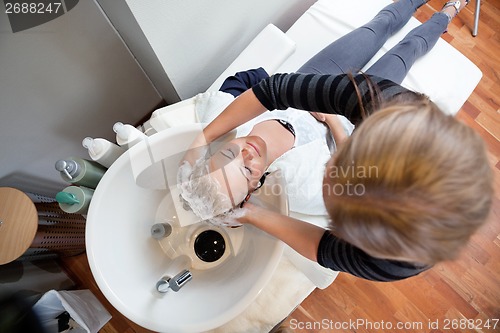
[60,1,499,332]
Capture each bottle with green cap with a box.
[56,186,94,214]
[55,157,106,189]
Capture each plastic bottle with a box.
[151,222,173,239]
[55,157,106,189]
[113,122,147,149]
[82,137,125,168]
[55,186,94,214]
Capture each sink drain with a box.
[194,230,225,262]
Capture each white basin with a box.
[86,124,286,332]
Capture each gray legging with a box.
[297,0,449,84]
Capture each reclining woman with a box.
[179,66,351,222]
[179,0,493,281]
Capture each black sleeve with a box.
[317,231,429,282]
[219,67,269,98]
[252,73,411,126]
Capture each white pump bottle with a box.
[82,137,125,168]
[113,122,147,149]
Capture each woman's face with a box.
[207,136,268,206]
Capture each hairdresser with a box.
[184,0,493,281]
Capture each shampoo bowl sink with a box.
[86,124,285,332]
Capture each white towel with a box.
[267,140,331,216]
[210,255,316,333]
[194,91,235,124]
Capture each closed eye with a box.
[220,148,252,182]
[221,148,236,160]
[245,166,253,175]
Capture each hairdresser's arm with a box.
[201,89,268,143]
[252,73,360,121]
[240,203,430,281]
[252,73,410,126]
[239,202,325,262]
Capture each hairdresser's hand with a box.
[237,202,280,227]
[310,111,340,125]
[237,202,281,231]
[310,112,348,145]
[310,111,328,123]
[236,202,263,226]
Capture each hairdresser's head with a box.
[323,99,493,265]
[179,135,268,221]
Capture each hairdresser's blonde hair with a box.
[323,99,493,265]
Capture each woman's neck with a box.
[249,120,295,165]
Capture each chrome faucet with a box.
[156,269,192,293]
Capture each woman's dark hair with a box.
[346,72,383,120]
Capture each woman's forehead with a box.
[208,159,248,206]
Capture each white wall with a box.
[0,0,162,197]
[96,0,180,104]
[123,0,316,100]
